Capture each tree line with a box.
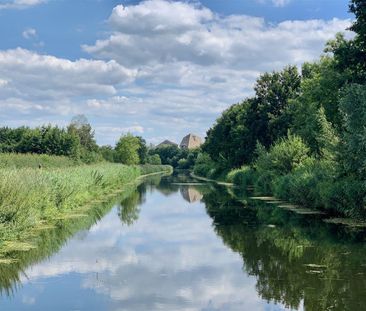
[0,115,153,165]
[194,0,366,218]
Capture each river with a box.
[0,172,365,310]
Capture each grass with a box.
[0,157,172,243]
[0,153,78,169]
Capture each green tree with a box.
[339,84,366,178]
[67,115,98,152]
[115,134,141,165]
[147,154,162,165]
[136,136,148,164]
[100,145,116,162]
[327,1,366,84]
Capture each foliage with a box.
[273,158,336,209]
[203,102,250,167]
[149,145,199,168]
[67,115,99,153]
[0,163,140,241]
[327,0,366,84]
[115,134,141,165]
[255,135,310,176]
[203,66,301,167]
[0,153,77,169]
[0,125,80,159]
[100,145,116,162]
[227,166,257,189]
[146,154,162,165]
[193,153,219,178]
[338,84,366,178]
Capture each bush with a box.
[273,158,335,208]
[254,135,310,194]
[227,166,257,188]
[193,153,216,177]
[147,154,162,165]
[321,176,365,218]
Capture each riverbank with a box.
[0,163,172,246]
[190,172,234,187]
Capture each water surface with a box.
[0,173,365,310]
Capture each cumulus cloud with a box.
[22,27,37,39]
[258,0,292,7]
[83,0,349,70]
[0,0,45,10]
[0,0,352,145]
[0,48,136,100]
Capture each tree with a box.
[203,101,250,167]
[326,1,366,84]
[136,136,148,164]
[115,134,141,165]
[203,66,301,168]
[67,115,98,152]
[147,154,162,165]
[339,84,366,178]
[149,145,187,167]
[100,145,116,162]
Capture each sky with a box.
[0,0,353,146]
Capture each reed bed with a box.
[0,162,171,242]
[0,153,77,169]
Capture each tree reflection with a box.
[118,184,146,226]
[202,187,366,311]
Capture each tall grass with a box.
[0,162,171,242]
[139,164,172,175]
[0,153,77,169]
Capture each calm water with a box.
[0,173,366,310]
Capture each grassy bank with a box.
[0,181,141,294]
[0,153,77,169]
[0,161,171,242]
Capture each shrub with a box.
[254,135,310,193]
[147,154,162,165]
[227,166,257,188]
[273,158,335,208]
[193,153,216,177]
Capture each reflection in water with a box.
[203,186,366,311]
[180,187,203,203]
[0,173,365,310]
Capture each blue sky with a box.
[0,0,352,145]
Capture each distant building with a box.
[180,133,202,149]
[180,187,203,203]
[157,140,178,148]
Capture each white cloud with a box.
[0,48,136,100]
[22,27,37,39]
[0,0,45,10]
[83,0,350,70]
[0,0,352,145]
[272,0,291,6]
[258,0,292,7]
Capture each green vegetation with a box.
[194,0,366,218]
[149,144,199,169]
[203,185,366,311]
[0,153,77,169]
[0,113,172,249]
[0,162,171,243]
[0,114,152,166]
[0,179,146,295]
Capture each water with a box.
[0,173,365,310]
